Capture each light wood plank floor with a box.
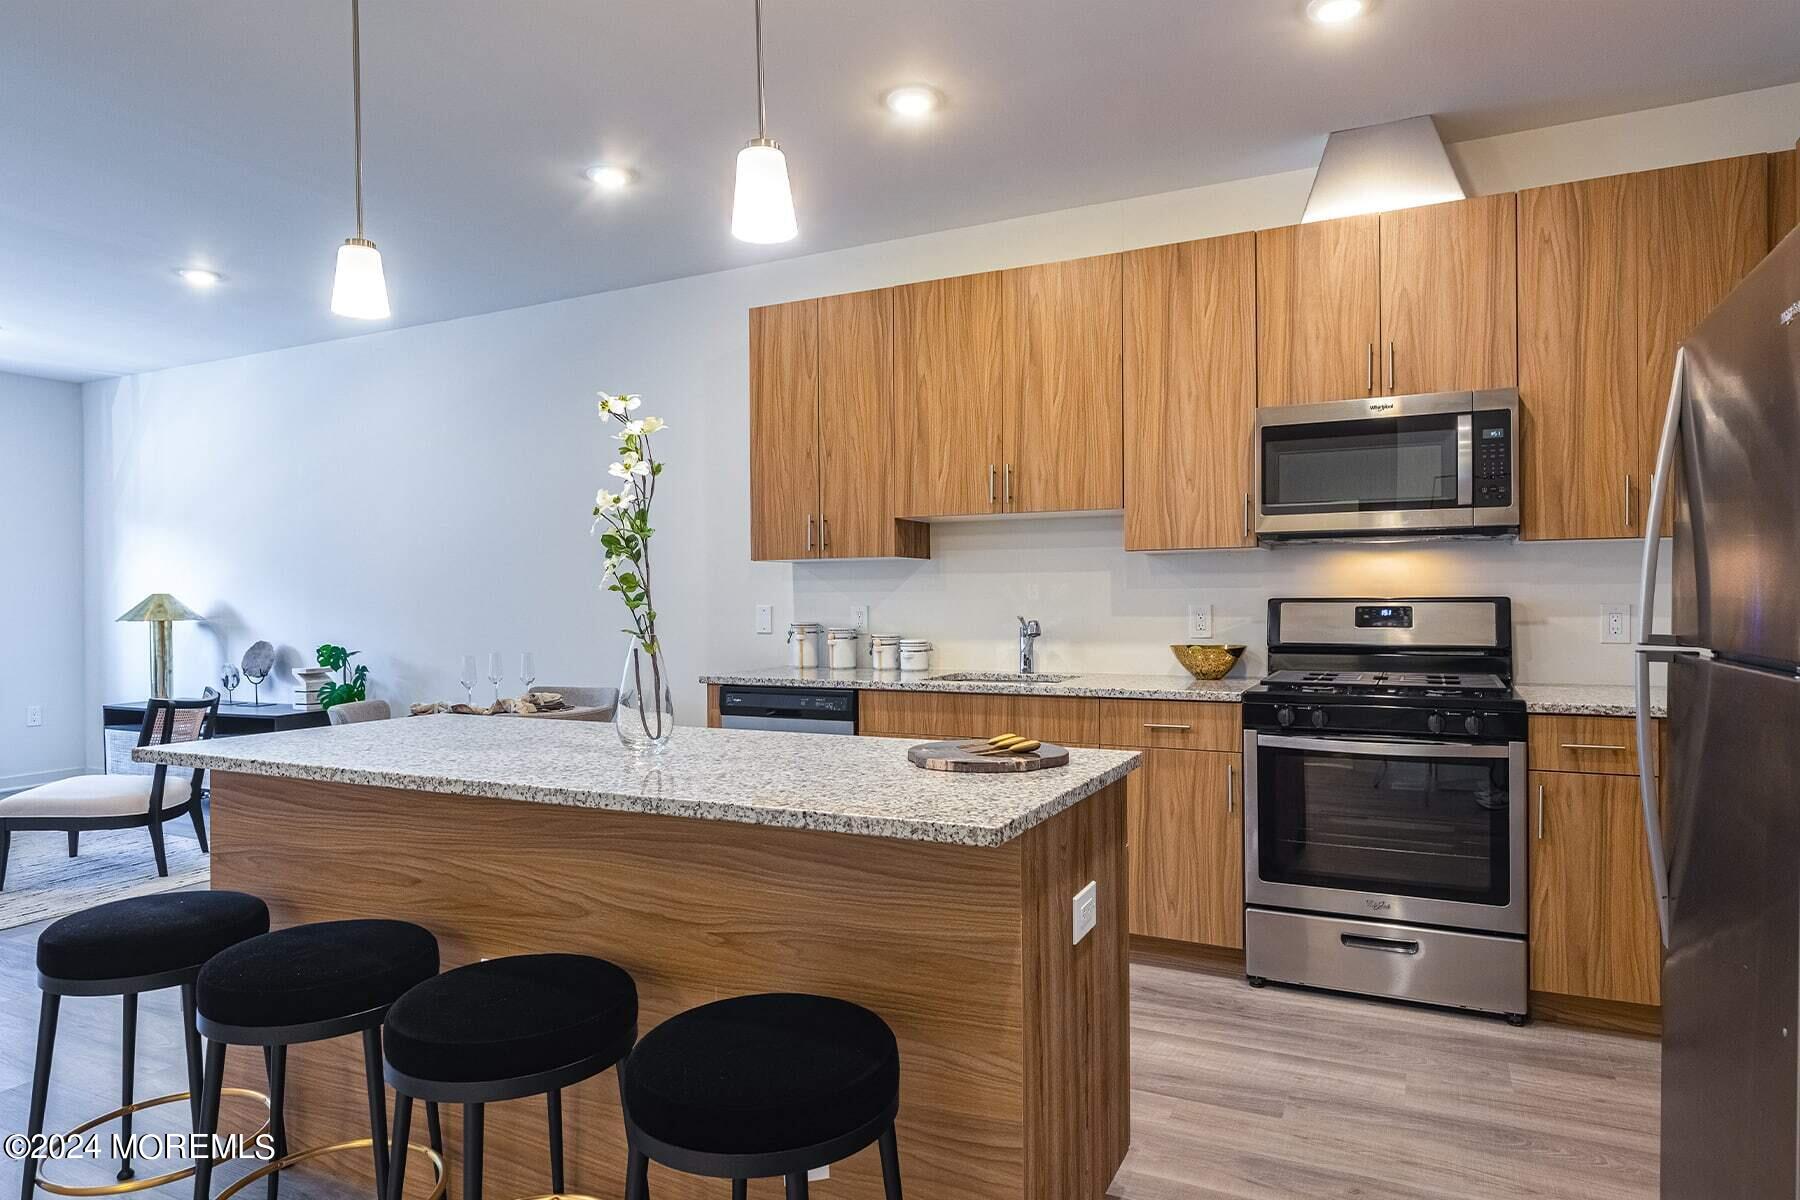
[0,908,1657,1199]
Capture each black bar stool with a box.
[191,919,443,1200]
[19,891,270,1200]
[619,993,903,1200]
[381,952,638,1200]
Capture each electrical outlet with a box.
[755,604,774,635]
[808,1166,830,1182]
[1186,603,1213,641]
[1073,880,1098,945]
[850,604,870,631]
[1601,603,1632,645]
[26,704,42,728]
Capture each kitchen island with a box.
[139,716,1140,1200]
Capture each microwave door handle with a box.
[1455,413,1473,507]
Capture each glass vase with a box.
[616,642,675,755]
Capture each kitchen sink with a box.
[929,671,1075,684]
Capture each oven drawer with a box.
[1245,908,1526,1017]
[1527,715,1655,776]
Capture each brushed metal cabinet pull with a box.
[806,514,815,552]
[1227,761,1236,814]
[1624,473,1634,529]
[1242,492,1251,541]
[822,517,830,551]
[1142,722,1191,731]
[1560,742,1628,752]
[1386,341,1396,392]
[1537,782,1545,840]
[988,463,996,509]
[1366,342,1374,393]
[1005,463,1014,510]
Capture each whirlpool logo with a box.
[1365,898,1394,912]
[1368,401,1396,412]
[1780,299,1800,327]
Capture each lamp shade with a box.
[1301,115,1466,224]
[731,138,798,244]
[116,593,202,623]
[331,237,391,319]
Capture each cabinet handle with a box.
[1624,473,1634,529]
[989,463,997,509]
[1386,341,1396,392]
[1366,342,1375,393]
[821,517,830,551]
[1005,464,1014,510]
[1242,492,1251,541]
[1142,722,1191,731]
[1227,761,1236,814]
[1536,782,1545,840]
[806,514,815,552]
[1560,742,1629,752]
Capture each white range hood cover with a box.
[1301,114,1466,223]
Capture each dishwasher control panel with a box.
[718,686,858,734]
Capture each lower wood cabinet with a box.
[1123,747,1243,949]
[855,690,1099,747]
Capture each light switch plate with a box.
[755,604,774,635]
[1186,604,1213,641]
[26,704,42,728]
[1601,603,1632,644]
[1073,880,1098,945]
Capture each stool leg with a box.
[623,1144,647,1200]
[193,1040,227,1200]
[148,816,168,877]
[784,1174,808,1200]
[878,1124,903,1200]
[179,984,204,1129]
[546,1089,565,1195]
[386,1093,412,1200]
[20,993,59,1200]
[424,1102,442,1154]
[265,1046,288,1200]
[462,1104,485,1200]
[117,993,138,1180]
[732,1182,748,1200]
[67,831,79,857]
[360,1029,391,1200]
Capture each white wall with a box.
[2,370,86,791]
[81,82,1800,759]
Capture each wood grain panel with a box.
[856,691,1098,747]
[1098,699,1240,752]
[208,771,1125,1200]
[817,288,927,559]
[1771,144,1798,249]
[1255,215,1381,406]
[748,300,819,561]
[1528,770,1662,1006]
[1123,749,1242,950]
[1378,194,1518,394]
[1528,714,1655,776]
[896,272,1006,517]
[1528,989,1661,1038]
[1122,235,1257,550]
[706,683,721,727]
[1003,255,1124,513]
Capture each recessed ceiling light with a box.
[585,164,635,191]
[175,267,223,288]
[1306,0,1367,25]
[883,84,941,119]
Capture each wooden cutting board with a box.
[906,739,1072,773]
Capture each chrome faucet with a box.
[1018,616,1042,675]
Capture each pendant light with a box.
[330,0,391,318]
[731,0,798,244]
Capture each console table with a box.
[103,701,330,774]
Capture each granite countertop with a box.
[1515,683,1666,718]
[700,667,1258,702]
[135,715,1139,848]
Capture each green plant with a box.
[315,643,368,711]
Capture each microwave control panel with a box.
[1472,410,1512,507]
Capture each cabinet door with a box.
[1123,235,1257,550]
[1255,215,1381,406]
[1125,748,1242,948]
[1528,771,1661,1005]
[748,299,819,560]
[1003,255,1124,513]
[856,691,1099,747]
[895,272,1006,517]
[816,289,928,559]
[1378,194,1518,394]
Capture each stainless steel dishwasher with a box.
[716,686,858,735]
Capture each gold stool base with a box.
[212,1138,446,1200]
[31,1087,270,1197]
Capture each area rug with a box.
[0,827,208,932]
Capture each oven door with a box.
[1244,731,1527,934]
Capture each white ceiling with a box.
[4,0,1799,382]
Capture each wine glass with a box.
[519,651,537,697]
[459,655,478,705]
[487,652,505,705]
[219,663,241,703]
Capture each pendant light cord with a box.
[753,0,768,139]
[350,0,366,239]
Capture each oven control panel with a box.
[1472,409,1512,508]
[1245,696,1527,742]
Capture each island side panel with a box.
[208,771,1031,1200]
[1021,780,1131,1199]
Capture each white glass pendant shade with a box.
[732,138,797,244]
[330,237,391,319]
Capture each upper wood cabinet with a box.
[1519,154,1768,540]
[896,272,1007,518]
[1770,142,1798,248]
[1123,234,1257,550]
[1378,194,1518,394]
[1255,214,1381,406]
[1002,255,1124,513]
[748,291,928,561]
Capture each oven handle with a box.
[1252,733,1514,760]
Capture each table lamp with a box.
[117,593,202,699]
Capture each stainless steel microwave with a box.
[1253,389,1519,541]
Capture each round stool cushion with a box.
[197,919,438,1030]
[37,891,270,983]
[384,953,638,1084]
[624,993,899,1157]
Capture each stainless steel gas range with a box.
[1241,597,1528,1023]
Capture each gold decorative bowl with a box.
[1170,644,1246,680]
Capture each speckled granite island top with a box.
[700,666,1259,702]
[136,714,1139,847]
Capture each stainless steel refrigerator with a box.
[1637,226,1800,1199]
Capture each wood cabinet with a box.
[1771,142,1798,248]
[1528,769,1662,1006]
[1378,194,1518,394]
[1098,699,1241,753]
[1123,234,1257,550]
[1255,214,1381,406]
[895,271,1007,518]
[857,690,1099,747]
[1124,748,1242,948]
[1519,154,1769,540]
[748,291,928,561]
[1527,714,1656,777]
